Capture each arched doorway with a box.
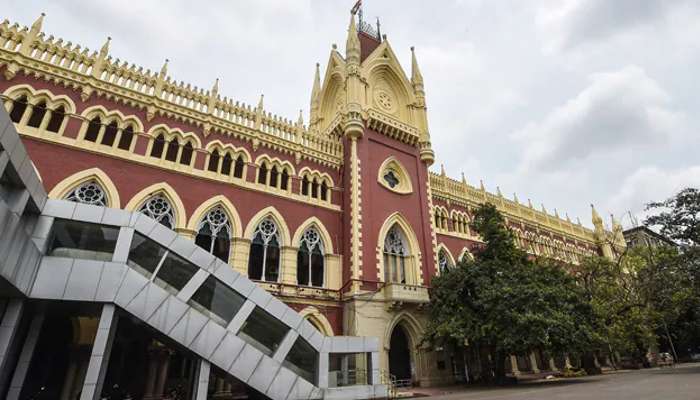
[389,325,412,383]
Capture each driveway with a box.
[422,363,700,400]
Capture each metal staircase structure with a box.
[0,107,388,399]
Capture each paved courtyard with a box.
[424,363,700,400]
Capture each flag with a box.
[351,0,362,15]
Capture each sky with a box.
[6,0,700,229]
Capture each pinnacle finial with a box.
[461,172,467,185]
[99,36,111,57]
[591,204,603,227]
[211,78,219,94]
[160,59,169,76]
[410,46,424,86]
[496,186,502,196]
[440,163,446,176]
[513,193,519,203]
[528,199,533,208]
[31,12,45,33]
[346,14,360,59]
[479,180,485,191]
[257,94,264,110]
[297,109,304,126]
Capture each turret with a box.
[411,46,434,164]
[343,14,364,140]
[591,204,614,259]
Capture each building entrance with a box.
[388,325,412,384]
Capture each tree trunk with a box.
[493,350,508,385]
[581,352,601,375]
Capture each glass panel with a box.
[212,236,230,262]
[180,142,193,165]
[221,154,232,175]
[165,139,179,162]
[233,156,245,179]
[311,247,324,287]
[127,232,168,277]
[283,337,318,385]
[257,164,267,184]
[150,135,165,157]
[281,170,289,190]
[301,177,309,196]
[328,353,370,387]
[154,252,198,294]
[208,151,220,172]
[189,275,245,325]
[238,307,289,356]
[269,167,278,187]
[264,237,280,282]
[297,243,309,286]
[247,236,264,280]
[48,219,119,261]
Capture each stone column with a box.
[80,304,118,400]
[230,238,250,276]
[529,352,540,373]
[6,309,44,400]
[509,355,520,376]
[0,299,24,396]
[280,246,298,286]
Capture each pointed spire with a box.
[410,46,424,87]
[461,172,467,185]
[528,199,533,208]
[257,94,264,110]
[31,12,45,33]
[566,213,571,223]
[297,109,304,126]
[513,193,519,204]
[346,13,360,63]
[591,204,604,228]
[496,186,502,197]
[440,164,446,176]
[554,208,560,218]
[99,37,111,58]
[479,180,485,191]
[541,203,547,213]
[211,78,219,95]
[159,59,169,77]
[577,217,582,225]
[309,63,321,128]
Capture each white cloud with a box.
[607,165,700,226]
[513,65,683,172]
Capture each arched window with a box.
[9,96,29,123]
[257,163,268,184]
[180,142,193,165]
[248,218,280,282]
[281,169,289,191]
[165,138,179,162]
[297,227,324,287]
[64,180,107,206]
[207,150,220,172]
[233,155,245,179]
[438,249,452,273]
[117,125,134,150]
[384,225,408,283]
[138,195,175,229]
[101,121,119,146]
[301,176,310,196]
[195,206,232,262]
[321,181,329,201]
[311,179,319,199]
[27,101,47,128]
[269,166,279,188]
[150,134,166,158]
[221,153,233,176]
[84,116,102,142]
[46,105,66,133]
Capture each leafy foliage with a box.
[425,203,597,382]
[645,187,700,246]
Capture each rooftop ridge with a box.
[0,15,345,166]
[429,171,596,241]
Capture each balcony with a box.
[382,283,430,306]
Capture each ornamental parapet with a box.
[0,16,344,168]
[429,172,597,244]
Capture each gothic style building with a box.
[0,12,623,393]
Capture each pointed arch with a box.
[298,306,334,337]
[48,168,121,208]
[436,243,456,273]
[80,105,144,133]
[244,206,291,246]
[377,212,423,285]
[377,156,413,194]
[124,182,187,231]
[186,195,242,238]
[292,216,334,254]
[383,310,423,351]
[458,247,475,263]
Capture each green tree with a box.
[424,203,597,383]
[645,187,700,246]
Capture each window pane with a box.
[27,102,47,128]
[265,238,280,282]
[283,337,318,385]
[238,307,289,356]
[329,353,369,387]
[311,248,324,287]
[48,219,119,261]
[257,165,267,184]
[221,154,232,175]
[269,167,278,187]
[9,96,28,123]
[207,151,220,172]
[101,122,118,146]
[154,252,198,294]
[150,135,165,157]
[247,239,264,280]
[127,232,167,277]
[117,126,134,150]
[85,117,101,142]
[233,157,245,179]
[165,139,179,162]
[180,142,193,165]
[297,244,309,286]
[212,236,230,262]
[189,275,245,325]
